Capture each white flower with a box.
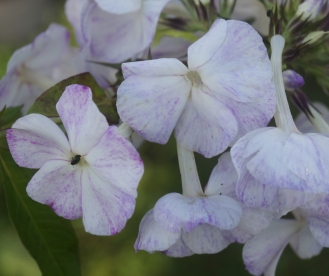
[0,24,80,113]
[117,19,275,158]
[6,84,144,235]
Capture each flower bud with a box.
[282,70,305,91]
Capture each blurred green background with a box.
[1,1,329,275]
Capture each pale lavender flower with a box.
[243,193,329,276]
[6,84,144,235]
[231,35,329,196]
[117,19,275,158]
[79,0,171,64]
[0,24,80,113]
[135,146,243,256]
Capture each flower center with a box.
[186,71,202,88]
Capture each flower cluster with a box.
[1,0,329,275]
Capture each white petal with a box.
[197,20,274,103]
[243,219,300,276]
[82,1,169,63]
[85,126,143,198]
[307,216,329,247]
[117,74,190,144]
[205,152,238,197]
[290,225,323,259]
[182,224,230,254]
[121,59,188,79]
[153,193,242,233]
[283,133,329,193]
[134,209,180,252]
[187,19,228,70]
[81,168,136,235]
[56,84,108,155]
[95,0,142,14]
[7,114,70,168]
[175,85,238,158]
[245,129,308,191]
[65,0,88,47]
[26,160,82,219]
[164,236,194,257]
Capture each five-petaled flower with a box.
[7,84,144,235]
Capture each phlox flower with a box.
[117,19,275,158]
[134,147,271,257]
[75,0,171,64]
[231,35,329,197]
[6,84,144,235]
[0,24,80,114]
[243,193,329,276]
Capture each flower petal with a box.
[117,74,190,144]
[244,129,308,191]
[153,193,242,233]
[187,19,228,70]
[182,224,230,254]
[134,209,180,252]
[243,219,300,276]
[290,225,322,259]
[81,168,136,235]
[56,84,108,155]
[307,216,329,247]
[121,58,188,79]
[175,85,238,158]
[205,152,238,197]
[7,114,70,168]
[283,133,329,193]
[26,160,82,219]
[95,0,142,14]
[85,126,143,198]
[198,20,274,103]
[164,236,194,257]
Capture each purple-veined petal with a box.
[290,225,323,259]
[222,228,253,244]
[230,127,269,173]
[307,216,329,247]
[220,91,275,146]
[283,133,329,193]
[95,0,142,14]
[117,74,190,144]
[81,168,136,235]
[187,19,228,70]
[236,165,278,208]
[7,114,70,169]
[175,85,238,158]
[205,152,238,197]
[164,235,194,257]
[121,58,188,79]
[244,129,308,191]
[182,224,230,254]
[56,84,108,155]
[243,219,301,276]
[26,160,82,219]
[153,193,242,233]
[198,20,274,103]
[81,0,169,63]
[85,126,143,198]
[300,193,329,217]
[134,209,180,252]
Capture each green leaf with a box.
[0,149,81,276]
[27,72,119,125]
[0,105,22,128]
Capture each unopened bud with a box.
[302,31,327,45]
[282,70,305,91]
[295,0,326,21]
